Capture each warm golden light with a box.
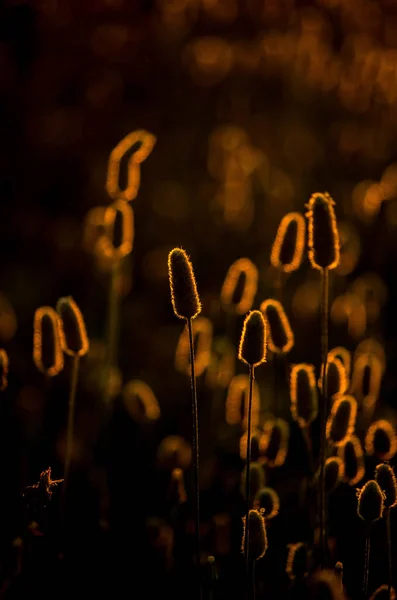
[33,307,64,377]
[175,316,213,377]
[225,374,260,429]
[260,299,294,354]
[220,258,258,314]
[270,212,306,273]
[365,420,397,462]
[290,363,318,428]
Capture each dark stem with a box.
[63,355,80,490]
[319,267,329,567]
[187,318,202,600]
[363,534,371,597]
[386,508,392,597]
[252,560,256,600]
[244,366,255,583]
[104,259,121,405]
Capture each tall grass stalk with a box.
[244,365,255,580]
[63,355,80,491]
[104,259,121,404]
[319,267,329,567]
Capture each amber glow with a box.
[205,337,235,389]
[0,349,9,392]
[337,435,365,486]
[106,130,156,201]
[270,212,306,273]
[220,258,258,314]
[289,363,318,428]
[328,346,352,379]
[239,429,262,461]
[318,355,348,399]
[175,316,213,377]
[306,191,340,270]
[33,307,64,377]
[260,418,289,467]
[254,487,280,520]
[57,297,90,357]
[365,420,397,461]
[260,299,294,354]
[99,199,135,262]
[350,353,383,419]
[326,395,357,447]
[123,379,161,422]
[225,374,260,429]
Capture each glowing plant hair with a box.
[106,129,156,201]
[337,435,365,486]
[270,212,306,273]
[0,349,9,392]
[56,297,89,357]
[226,374,260,429]
[175,316,212,377]
[328,346,352,380]
[259,299,294,354]
[254,487,280,519]
[319,356,348,400]
[324,457,344,494]
[238,310,267,368]
[260,418,290,467]
[365,420,397,461]
[241,509,268,560]
[123,380,161,423]
[286,543,308,581]
[33,307,64,376]
[326,395,357,447]
[290,363,318,428]
[350,353,383,419]
[375,463,397,509]
[220,258,258,315]
[168,248,201,320]
[357,480,384,524]
[156,435,192,471]
[99,199,134,262]
[306,192,340,270]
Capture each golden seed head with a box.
[238,310,267,368]
[375,463,397,509]
[365,420,397,462]
[326,395,357,447]
[270,212,306,273]
[357,480,384,524]
[168,248,201,320]
[290,363,318,428]
[33,307,64,376]
[241,509,268,561]
[306,192,340,271]
[56,297,89,357]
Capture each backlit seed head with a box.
[238,310,267,368]
[306,192,340,270]
[365,420,397,462]
[324,457,344,494]
[260,418,290,467]
[290,363,318,428]
[350,353,383,420]
[33,307,64,376]
[240,462,266,506]
[286,542,309,581]
[56,297,89,357]
[0,349,9,392]
[270,212,306,273]
[99,199,134,262]
[337,435,365,486]
[220,258,258,315]
[168,248,201,320]
[375,463,397,509]
[326,395,357,447]
[123,380,161,423]
[357,480,384,524]
[254,487,280,520]
[241,509,268,561]
[260,299,294,354]
[319,356,348,399]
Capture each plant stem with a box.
[319,267,329,567]
[244,365,255,582]
[104,259,121,405]
[64,355,80,490]
[386,508,392,597]
[252,560,256,600]
[187,318,201,600]
[363,534,371,597]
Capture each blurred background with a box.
[1,0,397,598]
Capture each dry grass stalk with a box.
[337,435,365,486]
[326,395,357,447]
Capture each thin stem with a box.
[252,560,256,600]
[187,318,201,600]
[244,365,255,582]
[104,259,121,405]
[386,508,392,597]
[319,267,329,567]
[363,534,371,597]
[63,355,80,490]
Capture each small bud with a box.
[306,192,340,270]
[365,420,397,462]
[238,310,267,368]
[357,480,384,525]
[260,299,294,354]
[33,307,64,376]
[241,509,268,561]
[375,463,397,509]
[168,248,201,320]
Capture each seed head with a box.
[375,463,397,509]
[337,435,365,486]
[99,199,134,262]
[357,480,384,524]
[365,420,397,462]
[56,297,89,357]
[286,542,309,581]
[238,310,267,368]
[306,192,340,270]
[220,258,258,315]
[290,363,318,428]
[270,212,306,273]
[168,248,201,320]
[260,299,294,354]
[254,486,280,519]
[123,379,161,423]
[324,457,344,494]
[241,509,268,560]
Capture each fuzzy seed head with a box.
[324,457,344,494]
[286,542,308,581]
[254,487,280,519]
[375,463,397,509]
[0,349,9,392]
[168,248,201,320]
[357,480,384,524]
[220,258,258,315]
[328,346,351,379]
[290,363,318,428]
[365,420,397,462]
[238,310,267,368]
[260,299,294,354]
[33,307,64,376]
[337,435,365,486]
[260,418,290,467]
[306,192,340,270]
[319,356,348,399]
[241,509,268,560]
[326,395,357,447]
[56,297,89,357]
[270,212,306,273]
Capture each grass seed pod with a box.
[226,374,260,429]
[99,199,134,262]
[286,542,309,581]
[238,310,267,368]
[254,487,280,519]
[106,129,156,201]
[33,307,64,376]
[319,356,348,400]
[306,192,340,270]
[324,457,344,494]
[123,380,161,423]
[350,353,383,419]
[328,346,352,380]
[270,212,306,273]
[290,363,318,428]
[220,258,258,315]
[357,480,384,524]
[168,248,201,320]
[375,463,397,509]
[337,435,365,486]
[56,297,89,357]
[326,395,357,447]
[365,420,397,462]
[241,509,268,560]
[260,418,290,467]
[175,316,212,377]
[240,462,266,505]
[260,299,294,354]
[369,584,396,599]
[156,435,192,471]
[0,349,9,392]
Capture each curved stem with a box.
[187,318,201,600]
[244,366,255,582]
[319,268,329,567]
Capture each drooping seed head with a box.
[270,212,306,273]
[123,379,161,423]
[156,435,192,471]
[254,487,280,519]
[260,299,294,354]
[220,258,258,315]
[56,297,89,357]
[337,435,365,486]
[357,480,384,524]
[306,192,340,270]
[290,363,318,428]
[324,457,344,494]
[365,420,397,462]
[33,307,64,376]
[286,542,309,581]
[260,418,290,467]
[375,463,397,509]
[240,429,262,462]
[241,509,268,560]
[240,462,266,506]
[168,248,201,320]
[0,349,9,392]
[167,468,187,505]
[369,584,396,599]
[326,395,357,447]
[238,310,267,368]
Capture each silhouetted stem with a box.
[252,560,256,600]
[319,267,329,567]
[244,365,255,582]
[363,535,371,596]
[104,259,121,404]
[386,508,392,597]
[64,355,80,490]
[187,318,202,600]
